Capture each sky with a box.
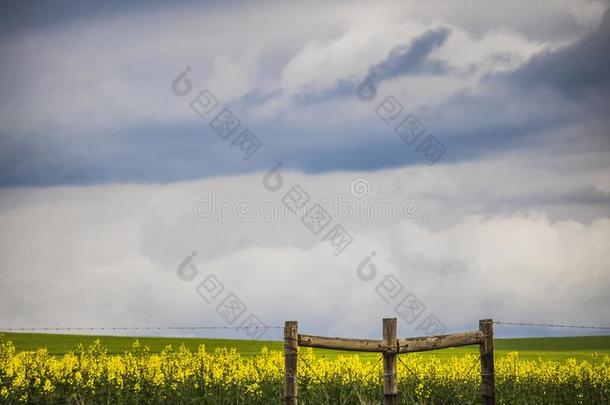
[0,0,609,340]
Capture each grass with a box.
[0,332,282,357]
[2,332,609,362]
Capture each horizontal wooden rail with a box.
[398,330,484,353]
[298,330,484,353]
[298,334,386,352]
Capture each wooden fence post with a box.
[284,321,298,405]
[479,319,496,405]
[383,318,398,405]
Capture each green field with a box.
[2,332,609,362]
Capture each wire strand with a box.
[494,321,610,330]
[0,325,282,332]
[339,355,383,405]
[439,354,481,405]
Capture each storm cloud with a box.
[0,0,609,338]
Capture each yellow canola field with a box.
[1,338,609,404]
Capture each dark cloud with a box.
[293,28,452,105]
[291,79,355,105]
[506,185,610,207]
[0,123,262,187]
[0,0,235,37]
[369,27,452,80]
[506,8,610,98]
[240,88,283,107]
[0,3,608,187]
[0,122,433,187]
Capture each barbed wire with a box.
[6,321,609,333]
[339,354,383,405]
[439,354,481,405]
[397,353,424,386]
[0,325,282,332]
[297,352,332,404]
[494,321,610,330]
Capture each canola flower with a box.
[0,337,609,404]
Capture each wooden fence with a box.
[284,318,495,405]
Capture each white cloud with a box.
[1,155,608,338]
